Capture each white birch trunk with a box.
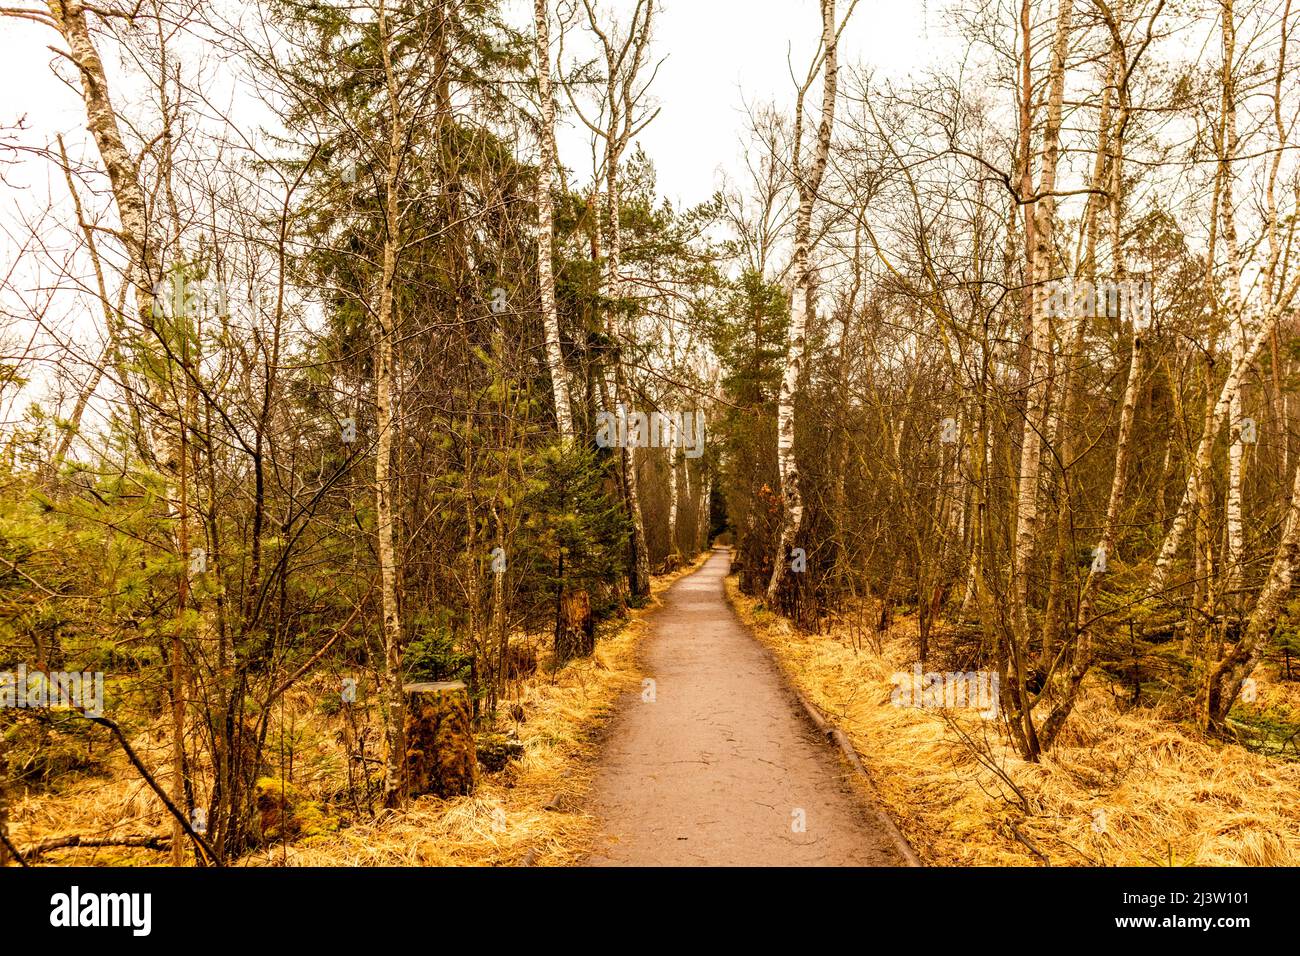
[44,0,200,860]
[1010,0,1073,644]
[377,0,407,808]
[667,445,680,557]
[533,0,575,441]
[605,167,652,597]
[767,0,841,603]
[1149,310,1281,594]
[1220,1,1247,600]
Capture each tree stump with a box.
[402,681,476,799]
[254,777,338,844]
[475,731,525,772]
[554,589,594,662]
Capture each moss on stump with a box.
[476,731,525,772]
[254,776,338,845]
[402,681,476,799]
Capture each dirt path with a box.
[585,548,905,866]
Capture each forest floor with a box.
[728,570,1300,866]
[18,546,1298,867]
[7,554,713,867]
[584,548,905,865]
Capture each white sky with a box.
[1,0,952,208]
[544,0,951,207]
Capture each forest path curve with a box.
[584,548,905,866]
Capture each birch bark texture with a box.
[577,0,657,598]
[376,0,408,808]
[767,0,845,604]
[41,0,202,858]
[534,0,576,441]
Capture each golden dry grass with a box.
[7,727,181,866]
[8,553,709,867]
[725,573,1300,867]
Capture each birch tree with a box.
[534,0,575,440]
[766,0,850,604]
[572,0,658,598]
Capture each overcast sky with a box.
[1,1,954,207]
[540,0,953,207]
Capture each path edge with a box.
[719,547,924,868]
[789,688,924,867]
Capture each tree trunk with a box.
[1005,0,1073,761]
[768,0,843,603]
[45,0,209,861]
[667,446,680,558]
[607,168,652,600]
[402,682,476,799]
[377,0,407,809]
[533,0,575,441]
[0,731,10,866]
[1202,454,1300,731]
[1220,0,1247,605]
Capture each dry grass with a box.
[726,573,1300,867]
[7,727,181,866]
[7,553,709,867]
